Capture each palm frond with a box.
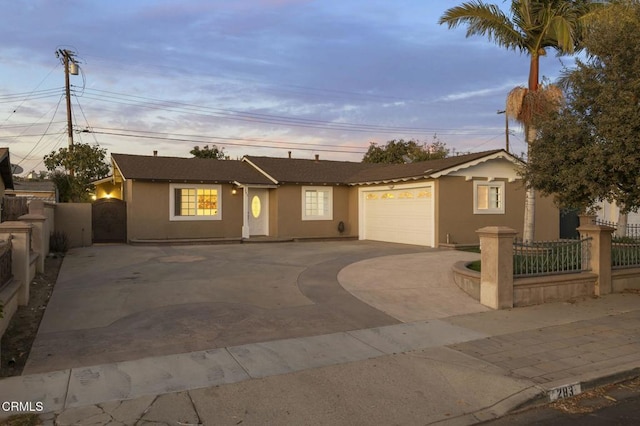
[439,1,525,51]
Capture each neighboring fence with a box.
[513,238,591,277]
[1,196,28,221]
[595,218,640,238]
[0,238,11,290]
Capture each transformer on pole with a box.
[55,49,79,176]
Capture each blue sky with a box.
[1,0,575,174]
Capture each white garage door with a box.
[361,185,434,247]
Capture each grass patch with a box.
[467,260,481,272]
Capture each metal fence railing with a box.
[612,237,640,269]
[513,238,591,277]
[594,219,640,239]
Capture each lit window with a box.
[302,186,333,220]
[170,184,221,221]
[474,181,505,214]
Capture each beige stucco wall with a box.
[125,181,243,240]
[54,203,92,248]
[271,184,356,238]
[347,186,359,236]
[268,188,279,237]
[437,176,559,246]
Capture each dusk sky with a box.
[1,1,577,175]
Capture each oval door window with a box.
[251,195,261,218]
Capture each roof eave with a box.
[429,150,522,179]
[348,175,429,186]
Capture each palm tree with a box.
[439,0,602,241]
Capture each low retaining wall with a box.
[0,279,19,336]
[452,261,480,301]
[452,261,599,307]
[612,267,640,292]
[513,273,597,306]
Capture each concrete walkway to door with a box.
[23,241,485,375]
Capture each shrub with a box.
[49,231,69,254]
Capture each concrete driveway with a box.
[25,241,485,374]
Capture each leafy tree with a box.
[362,137,449,164]
[190,145,225,159]
[44,143,110,202]
[440,0,604,241]
[525,0,640,223]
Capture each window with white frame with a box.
[302,186,333,220]
[170,183,222,221]
[474,181,505,214]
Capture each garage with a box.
[359,183,435,247]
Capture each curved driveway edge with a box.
[338,250,487,322]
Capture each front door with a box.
[248,188,269,236]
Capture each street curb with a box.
[579,366,640,391]
[489,366,640,420]
[472,385,546,423]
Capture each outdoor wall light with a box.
[231,187,238,195]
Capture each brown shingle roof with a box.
[346,150,507,183]
[0,148,14,189]
[112,150,513,187]
[111,153,274,185]
[243,155,384,185]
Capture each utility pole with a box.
[497,110,510,153]
[56,49,79,176]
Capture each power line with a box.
[16,95,64,167]
[81,53,410,103]
[0,88,63,100]
[0,91,64,104]
[74,96,99,145]
[0,121,65,129]
[89,126,366,150]
[86,129,368,154]
[77,87,499,136]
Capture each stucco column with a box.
[19,213,47,273]
[578,224,614,296]
[241,187,250,239]
[0,221,33,305]
[579,214,597,226]
[476,226,517,309]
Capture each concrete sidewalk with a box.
[2,293,640,425]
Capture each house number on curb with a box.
[548,383,582,401]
